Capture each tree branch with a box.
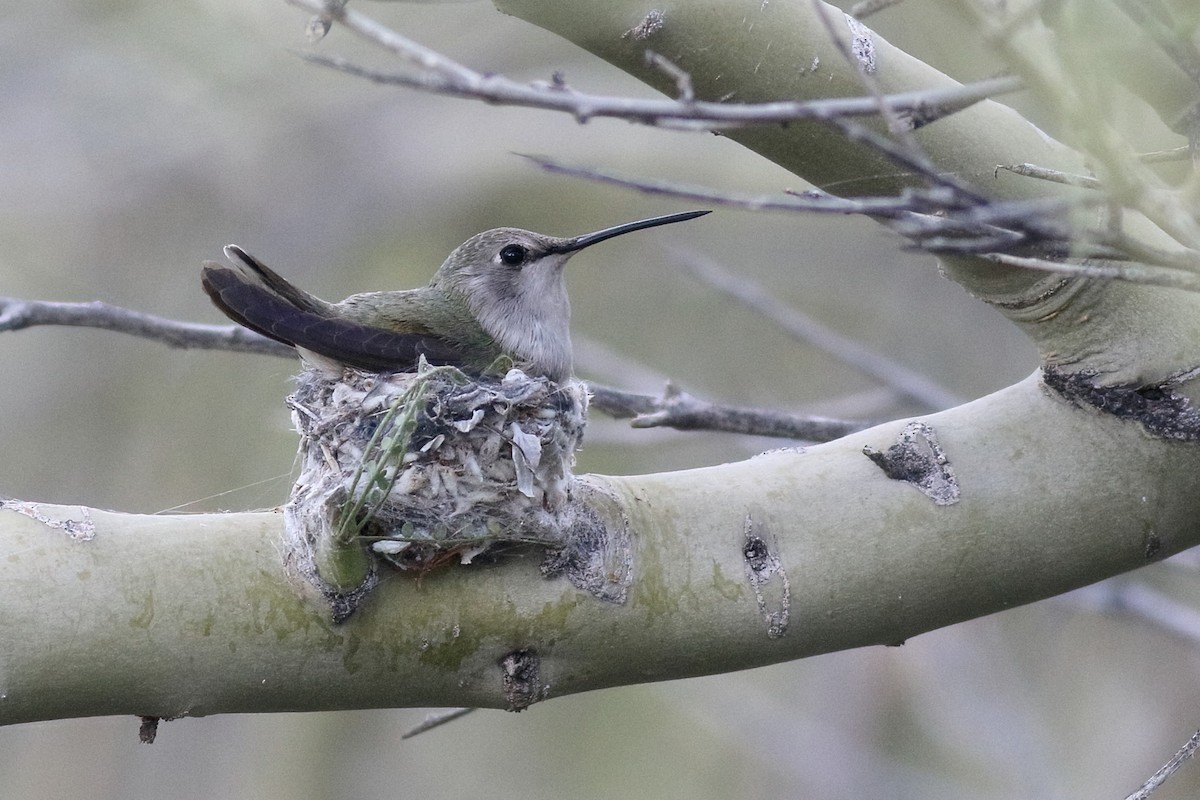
[301,51,1024,131]
[0,294,861,441]
[288,0,1200,307]
[5,373,1200,726]
[588,384,868,441]
[1124,729,1200,800]
[0,296,293,358]
[673,250,964,410]
[286,0,1022,131]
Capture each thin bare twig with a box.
[299,50,1022,132]
[972,3,1200,251]
[996,162,1102,189]
[291,0,1016,137]
[292,1,1200,293]
[589,384,869,441]
[575,336,869,441]
[0,297,294,358]
[526,154,1200,281]
[288,0,1021,131]
[1139,147,1191,164]
[1110,0,1200,88]
[524,154,1118,259]
[523,153,1067,229]
[0,294,861,440]
[1072,575,1200,649]
[673,250,963,410]
[645,51,695,104]
[1124,729,1200,800]
[983,253,1200,292]
[521,155,885,214]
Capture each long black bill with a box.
[550,209,710,254]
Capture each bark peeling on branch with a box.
[1041,365,1200,443]
[743,512,790,639]
[862,421,960,506]
[0,500,96,541]
[843,13,877,75]
[622,9,664,41]
[499,648,545,711]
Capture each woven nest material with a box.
[286,364,589,571]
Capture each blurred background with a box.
[1,0,1197,798]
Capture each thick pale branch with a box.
[3,374,1198,725]
[7,0,1200,740]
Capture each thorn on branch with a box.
[401,707,477,739]
[901,75,1024,130]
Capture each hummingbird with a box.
[201,210,709,381]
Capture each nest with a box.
[286,363,589,573]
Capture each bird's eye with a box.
[499,244,528,266]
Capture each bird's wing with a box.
[201,255,468,373]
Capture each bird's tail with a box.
[221,245,329,315]
[200,245,332,349]
[201,246,465,373]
